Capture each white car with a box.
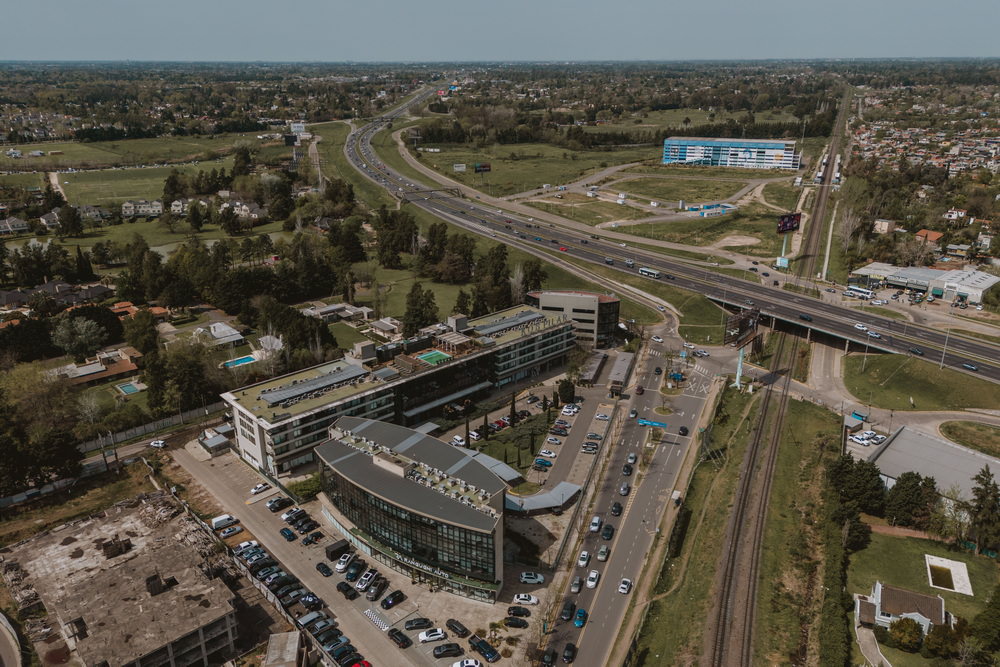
[854,323,868,331]
[861,430,876,439]
[452,435,466,446]
[627,452,638,464]
[619,242,627,247]
[651,335,664,343]
[586,570,600,589]
[539,449,557,458]
[250,483,271,495]
[595,414,610,421]
[452,660,482,667]
[469,430,482,441]
[149,440,166,449]
[513,593,539,605]
[419,628,446,643]
[334,552,355,573]
[695,350,710,357]
[546,437,562,445]
[682,342,696,349]
[618,578,633,594]
[519,572,545,585]
[867,331,881,339]
[577,551,590,568]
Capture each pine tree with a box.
[74,246,95,281]
[454,289,471,315]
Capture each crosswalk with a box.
[363,608,390,632]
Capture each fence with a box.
[78,402,226,453]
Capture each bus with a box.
[638,267,661,279]
[845,286,875,300]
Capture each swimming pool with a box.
[224,355,256,368]
[117,382,141,395]
[417,350,452,366]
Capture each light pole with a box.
[939,327,951,370]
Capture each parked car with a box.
[570,576,583,594]
[344,560,366,581]
[267,496,293,512]
[586,570,600,589]
[250,482,271,495]
[519,572,545,585]
[505,617,528,629]
[388,628,412,648]
[507,606,530,618]
[513,593,539,605]
[404,617,433,631]
[220,526,243,538]
[280,527,296,541]
[366,577,388,601]
[586,433,603,440]
[355,568,378,592]
[418,628,447,643]
[679,426,689,436]
[560,600,576,621]
[316,562,333,577]
[336,581,358,600]
[381,590,406,610]
[433,643,463,659]
[574,608,588,628]
[446,619,470,638]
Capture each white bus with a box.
[845,286,875,300]
[638,267,661,279]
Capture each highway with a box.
[343,92,1000,385]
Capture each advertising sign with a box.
[453,164,467,173]
[776,256,790,269]
[724,308,760,348]
[777,212,802,234]
[474,162,492,174]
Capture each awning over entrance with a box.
[931,287,944,297]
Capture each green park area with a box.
[620,202,785,257]
[576,107,800,133]
[61,157,234,206]
[416,142,655,196]
[762,181,800,210]
[848,532,996,625]
[0,172,46,188]
[626,163,796,181]
[526,193,652,226]
[617,176,748,204]
[842,354,1000,411]
[0,134,263,170]
[940,421,1000,458]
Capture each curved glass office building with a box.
[316,416,507,602]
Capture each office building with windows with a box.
[316,417,506,602]
[662,137,801,170]
[223,306,576,475]
[524,290,620,348]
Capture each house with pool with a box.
[222,307,576,476]
[49,346,143,388]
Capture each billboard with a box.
[437,90,446,96]
[723,308,760,348]
[453,164,467,172]
[474,162,492,174]
[776,256,790,269]
[777,212,802,234]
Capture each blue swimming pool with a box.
[117,382,140,395]
[224,355,256,368]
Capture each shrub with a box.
[286,473,322,501]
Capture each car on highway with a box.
[622,463,633,476]
[601,524,615,540]
[867,331,881,339]
[539,449,557,458]
[854,323,868,331]
[250,482,271,495]
[405,617,433,631]
[149,439,166,449]
[563,642,578,664]
[574,608,588,628]
[619,482,631,496]
[635,386,644,395]
[798,313,813,322]
[651,335,664,343]
[610,501,623,516]
[682,342,696,349]
[626,452,637,465]
[618,578,633,594]
[654,366,662,375]
[519,572,545,585]
[577,551,590,567]
[694,349,710,357]
[513,593,539,605]
[963,363,980,372]
[597,545,610,562]
[909,347,924,356]
[586,570,600,589]
[418,628,447,643]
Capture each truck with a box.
[672,490,682,506]
[469,634,500,663]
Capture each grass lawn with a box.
[856,306,906,320]
[579,107,799,133]
[635,387,759,663]
[62,157,234,206]
[754,399,841,664]
[0,463,155,546]
[620,202,786,257]
[940,421,1000,458]
[626,163,797,181]
[329,322,370,349]
[842,353,1000,411]
[416,142,656,196]
[52,217,286,255]
[618,177,748,204]
[847,532,998,622]
[0,134,262,170]
[876,644,936,667]
[80,378,150,414]
[0,171,46,188]
[525,195,653,226]
[762,181,800,211]
[783,283,821,298]
[474,412,552,474]
[627,239,734,265]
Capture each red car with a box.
[559,246,568,251]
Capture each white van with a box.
[297,611,325,628]
[589,515,602,533]
[210,514,238,531]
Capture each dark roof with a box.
[881,584,945,625]
[315,439,499,532]
[858,599,876,625]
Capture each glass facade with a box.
[321,467,499,590]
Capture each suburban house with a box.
[170,198,210,215]
[219,200,267,220]
[370,317,402,338]
[978,232,993,251]
[855,581,952,636]
[915,229,944,248]
[78,205,110,222]
[39,210,60,231]
[872,218,897,235]
[300,302,373,323]
[945,243,973,259]
[49,346,144,387]
[121,200,163,218]
[192,321,245,348]
[943,208,968,223]
[0,217,30,235]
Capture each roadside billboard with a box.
[453,164,466,172]
[723,308,760,348]
[777,212,802,234]
[474,163,491,174]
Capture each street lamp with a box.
[939,327,951,370]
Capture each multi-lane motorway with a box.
[344,90,1000,385]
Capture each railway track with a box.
[704,86,852,667]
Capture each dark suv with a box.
[446,618,470,638]
[388,628,412,648]
[560,600,576,621]
[381,590,405,610]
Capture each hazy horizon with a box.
[2,0,997,62]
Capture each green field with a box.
[940,421,1000,458]
[626,163,797,180]
[416,142,656,196]
[620,203,786,257]
[842,354,1000,411]
[579,107,800,134]
[525,194,653,226]
[848,532,997,623]
[617,177,748,204]
[61,158,234,205]
[328,321,371,349]
[762,181,800,210]
[0,134,265,170]
[0,172,46,188]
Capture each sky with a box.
[1,0,997,62]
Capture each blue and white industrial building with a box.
[662,137,801,170]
